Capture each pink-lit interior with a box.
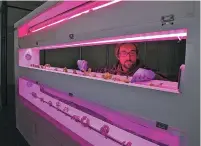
[18,47,180,93]
[18,1,122,37]
[19,77,182,146]
[17,1,187,144]
[18,29,187,93]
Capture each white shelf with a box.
[21,66,179,94]
[19,78,160,146]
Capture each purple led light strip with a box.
[19,95,92,146]
[30,91,133,146]
[20,77,181,146]
[19,29,187,51]
[38,88,167,146]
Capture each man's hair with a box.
[115,43,139,58]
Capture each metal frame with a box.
[0,2,39,107]
[1,1,8,107]
[14,1,200,146]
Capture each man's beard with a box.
[123,60,134,70]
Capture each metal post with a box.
[1,1,8,107]
[106,46,109,67]
[79,47,82,60]
[44,50,46,65]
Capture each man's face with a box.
[118,43,137,70]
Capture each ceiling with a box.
[6,1,46,27]
[7,1,45,11]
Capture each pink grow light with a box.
[18,1,122,36]
[21,29,187,51]
[30,9,91,33]
[92,0,121,11]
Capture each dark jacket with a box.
[91,60,167,80]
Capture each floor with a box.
[0,86,29,146]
